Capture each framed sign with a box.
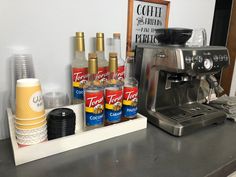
[126,0,170,52]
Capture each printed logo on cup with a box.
[29,91,44,112]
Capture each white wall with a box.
[0,0,216,139]
[229,59,236,96]
[168,0,216,44]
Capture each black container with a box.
[155,28,193,45]
[47,108,76,140]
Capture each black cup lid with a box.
[47,108,75,120]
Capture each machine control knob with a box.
[204,58,213,70]
[223,55,228,61]
[185,56,192,64]
[195,55,203,63]
[219,55,224,61]
[213,55,219,62]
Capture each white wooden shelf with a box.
[7,104,147,166]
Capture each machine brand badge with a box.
[122,86,138,118]
[117,65,125,81]
[72,68,88,99]
[85,90,104,126]
[105,88,123,123]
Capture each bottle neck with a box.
[96,51,105,61]
[113,38,121,60]
[75,37,85,52]
[75,51,86,60]
[109,72,118,81]
[125,56,135,78]
[96,37,105,52]
[88,73,97,82]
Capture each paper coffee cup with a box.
[15,120,47,130]
[15,124,47,135]
[15,115,46,125]
[16,130,47,141]
[15,78,45,118]
[17,135,47,147]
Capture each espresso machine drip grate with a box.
[158,103,216,123]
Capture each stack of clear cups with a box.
[10,53,35,113]
[14,54,35,80]
[43,92,69,109]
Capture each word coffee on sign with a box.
[131,1,167,49]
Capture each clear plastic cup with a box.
[186,28,207,47]
[43,92,69,109]
[14,54,35,81]
[10,54,35,113]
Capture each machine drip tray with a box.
[149,102,227,136]
[158,103,216,123]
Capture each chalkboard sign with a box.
[127,0,170,52]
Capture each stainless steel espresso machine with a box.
[135,28,230,136]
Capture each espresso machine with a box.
[135,28,230,136]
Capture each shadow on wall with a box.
[0,56,14,140]
[0,89,10,140]
[0,90,10,140]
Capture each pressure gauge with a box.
[204,58,213,70]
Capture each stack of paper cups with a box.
[15,78,47,147]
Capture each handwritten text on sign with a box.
[131,1,167,50]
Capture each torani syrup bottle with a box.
[96,32,109,84]
[72,32,88,104]
[113,33,125,82]
[105,53,123,125]
[122,52,138,121]
[84,53,104,130]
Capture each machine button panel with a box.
[182,48,229,74]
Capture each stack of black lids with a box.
[47,108,76,140]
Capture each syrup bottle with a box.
[105,53,123,125]
[84,53,104,130]
[113,33,125,82]
[96,32,109,84]
[122,52,138,121]
[71,32,88,104]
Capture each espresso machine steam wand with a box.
[206,75,224,103]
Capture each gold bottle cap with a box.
[76,32,84,37]
[96,32,104,38]
[75,32,85,52]
[127,51,135,57]
[109,52,118,72]
[113,33,120,39]
[96,32,105,51]
[88,53,98,74]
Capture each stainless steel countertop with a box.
[1,121,236,177]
